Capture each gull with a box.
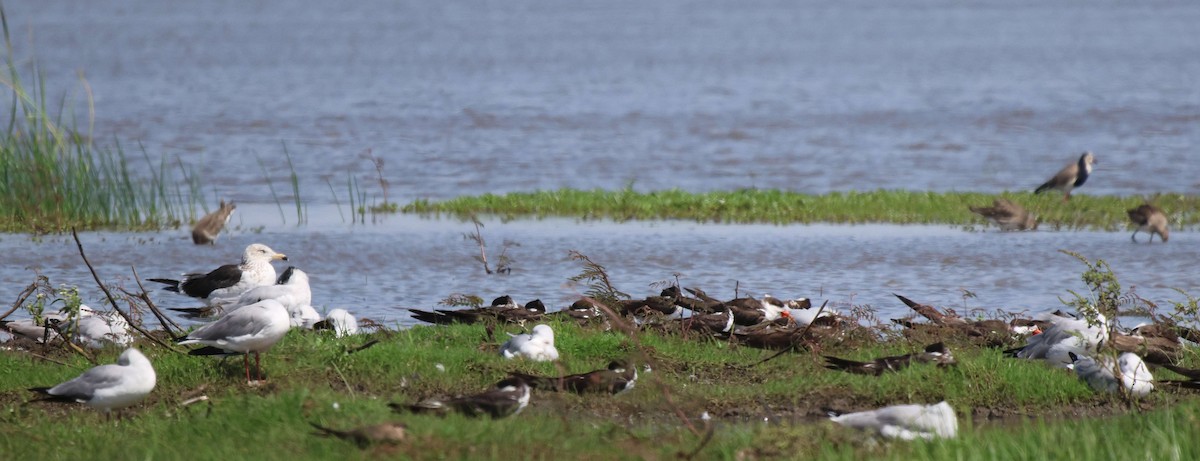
[176,299,291,383]
[313,308,359,337]
[1127,204,1169,243]
[2,315,64,343]
[149,243,288,306]
[509,359,637,395]
[206,266,314,322]
[969,198,1038,231]
[1034,151,1096,201]
[1070,352,1153,397]
[391,377,531,418]
[499,324,559,361]
[827,401,958,440]
[1007,312,1108,368]
[65,305,134,349]
[29,348,156,416]
[191,199,236,245]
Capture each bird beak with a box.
[274,253,289,261]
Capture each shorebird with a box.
[176,299,291,383]
[826,401,958,440]
[407,297,545,326]
[1070,352,1153,397]
[1034,152,1096,201]
[191,199,236,245]
[824,342,956,376]
[508,359,637,395]
[969,198,1037,231]
[392,377,531,418]
[1006,312,1108,368]
[309,421,408,447]
[149,243,287,306]
[499,324,559,361]
[1127,204,1169,243]
[29,348,156,415]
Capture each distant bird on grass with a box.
[1070,351,1153,397]
[824,342,956,376]
[1034,152,1095,201]
[508,359,637,395]
[310,421,407,447]
[192,200,236,245]
[29,348,156,417]
[499,324,559,361]
[826,401,958,440]
[969,198,1037,231]
[1127,204,1169,243]
[391,377,531,418]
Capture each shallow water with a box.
[1,205,1194,329]
[8,0,1200,202]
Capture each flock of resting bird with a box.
[2,151,1192,442]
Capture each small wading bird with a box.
[391,377,531,418]
[149,243,288,305]
[29,348,156,418]
[192,199,236,245]
[969,198,1037,231]
[309,421,408,447]
[1034,151,1096,201]
[1127,204,1169,243]
[175,299,291,383]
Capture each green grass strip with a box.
[404,188,1200,230]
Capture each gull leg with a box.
[255,352,263,382]
[1131,230,1139,243]
[244,353,251,383]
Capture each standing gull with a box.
[176,299,291,383]
[192,199,236,245]
[1034,152,1096,201]
[29,348,156,415]
[1127,204,1169,243]
[149,243,287,306]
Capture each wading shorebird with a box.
[1127,204,1169,243]
[1034,152,1096,201]
[969,198,1037,231]
[191,199,236,245]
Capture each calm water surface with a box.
[2,1,1197,328]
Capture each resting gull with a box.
[176,299,291,383]
[313,308,358,337]
[500,324,559,362]
[29,348,156,415]
[827,401,958,440]
[149,243,287,306]
[1070,351,1154,397]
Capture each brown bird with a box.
[969,198,1037,231]
[391,378,530,418]
[1034,152,1095,201]
[508,359,637,395]
[192,200,236,245]
[824,342,956,376]
[1127,204,1169,243]
[310,422,407,447]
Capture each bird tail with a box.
[187,346,240,356]
[147,278,182,292]
[1034,182,1052,194]
[406,309,454,325]
[823,356,870,371]
[821,407,844,418]
[505,372,557,391]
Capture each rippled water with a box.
[1,205,1195,328]
[10,0,1200,201]
[3,1,1198,329]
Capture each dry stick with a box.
[680,419,716,460]
[751,300,829,367]
[70,229,183,353]
[28,352,77,368]
[0,280,40,322]
[128,266,186,335]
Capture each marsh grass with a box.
[403,188,1200,230]
[3,317,1194,460]
[0,10,197,233]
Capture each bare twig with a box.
[71,229,183,353]
[680,418,716,460]
[467,216,493,274]
[128,266,185,335]
[0,279,40,321]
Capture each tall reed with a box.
[0,8,194,232]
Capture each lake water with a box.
[2,1,1198,327]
